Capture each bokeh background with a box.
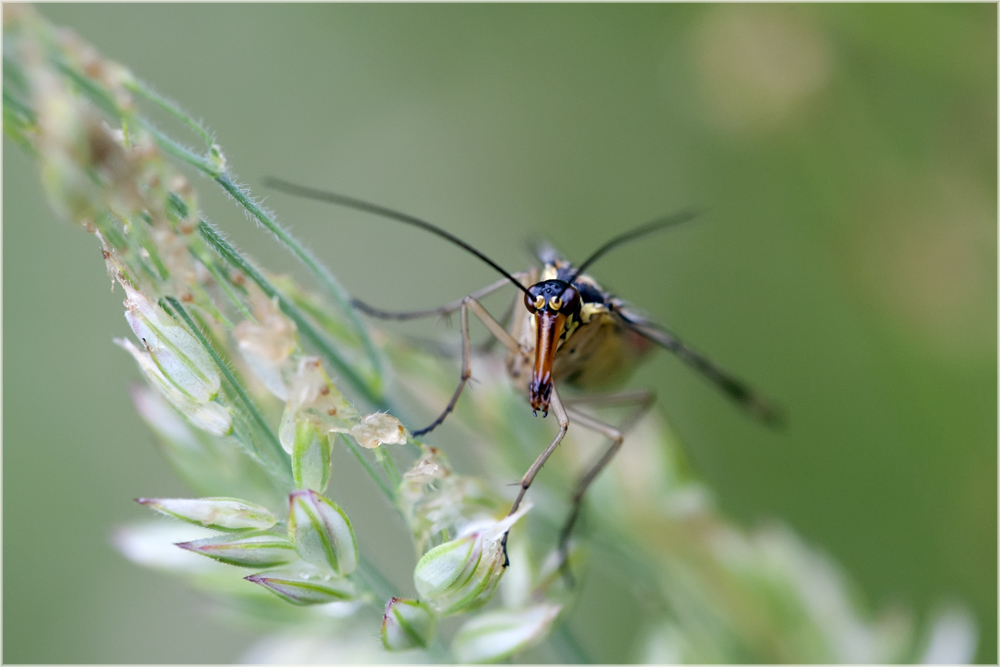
[4,4,995,663]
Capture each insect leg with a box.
[411,296,523,437]
[561,387,655,410]
[465,298,523,355]
[500,388,570,566]
[352,275,526,321]
[412,302,472,437]
[483,265,536,355]
[474,294,516,354]
[557,389,655,583]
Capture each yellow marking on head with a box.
[541,264,559,281]
[549,296,563,310]
[533,295,545,310]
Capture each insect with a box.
[265,177,780,576]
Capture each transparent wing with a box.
[614,301,783,426]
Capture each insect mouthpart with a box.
[529,311,566,416]
[523,280,581,416]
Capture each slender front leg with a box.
[475,294,516,354]
[557,388,655,583]
[352,274,526,321]
[412,302,472,437]
[412,296,524,436]
[501,388,570,566]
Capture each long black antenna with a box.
[263,177,531,296]
[569,209,700,282]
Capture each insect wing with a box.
[614,303,782,426]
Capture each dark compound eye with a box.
[557,287,580,314]
[524,290,546,313]
[526,280,577,313]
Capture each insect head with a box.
[524,280,581,416]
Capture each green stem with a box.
[142,121,219,175]
[51,55,385,406]
[135,234,170,280]
[125,78,214,149]
[54,57,220,177]
[120,78,367,374]
[197,220,385,410]
[188,282,234,329]
[355,551,396,602]
[190,253,250,323]
[374,446,403,492]
[284,288,359,348]
[53,58,119,117]
[2,84,33,117]
[340,434,394,502]
[214,175,383,390]
[163,296,291,482]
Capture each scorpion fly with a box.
[264,177,781,577]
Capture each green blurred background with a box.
[4,4,995,663]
